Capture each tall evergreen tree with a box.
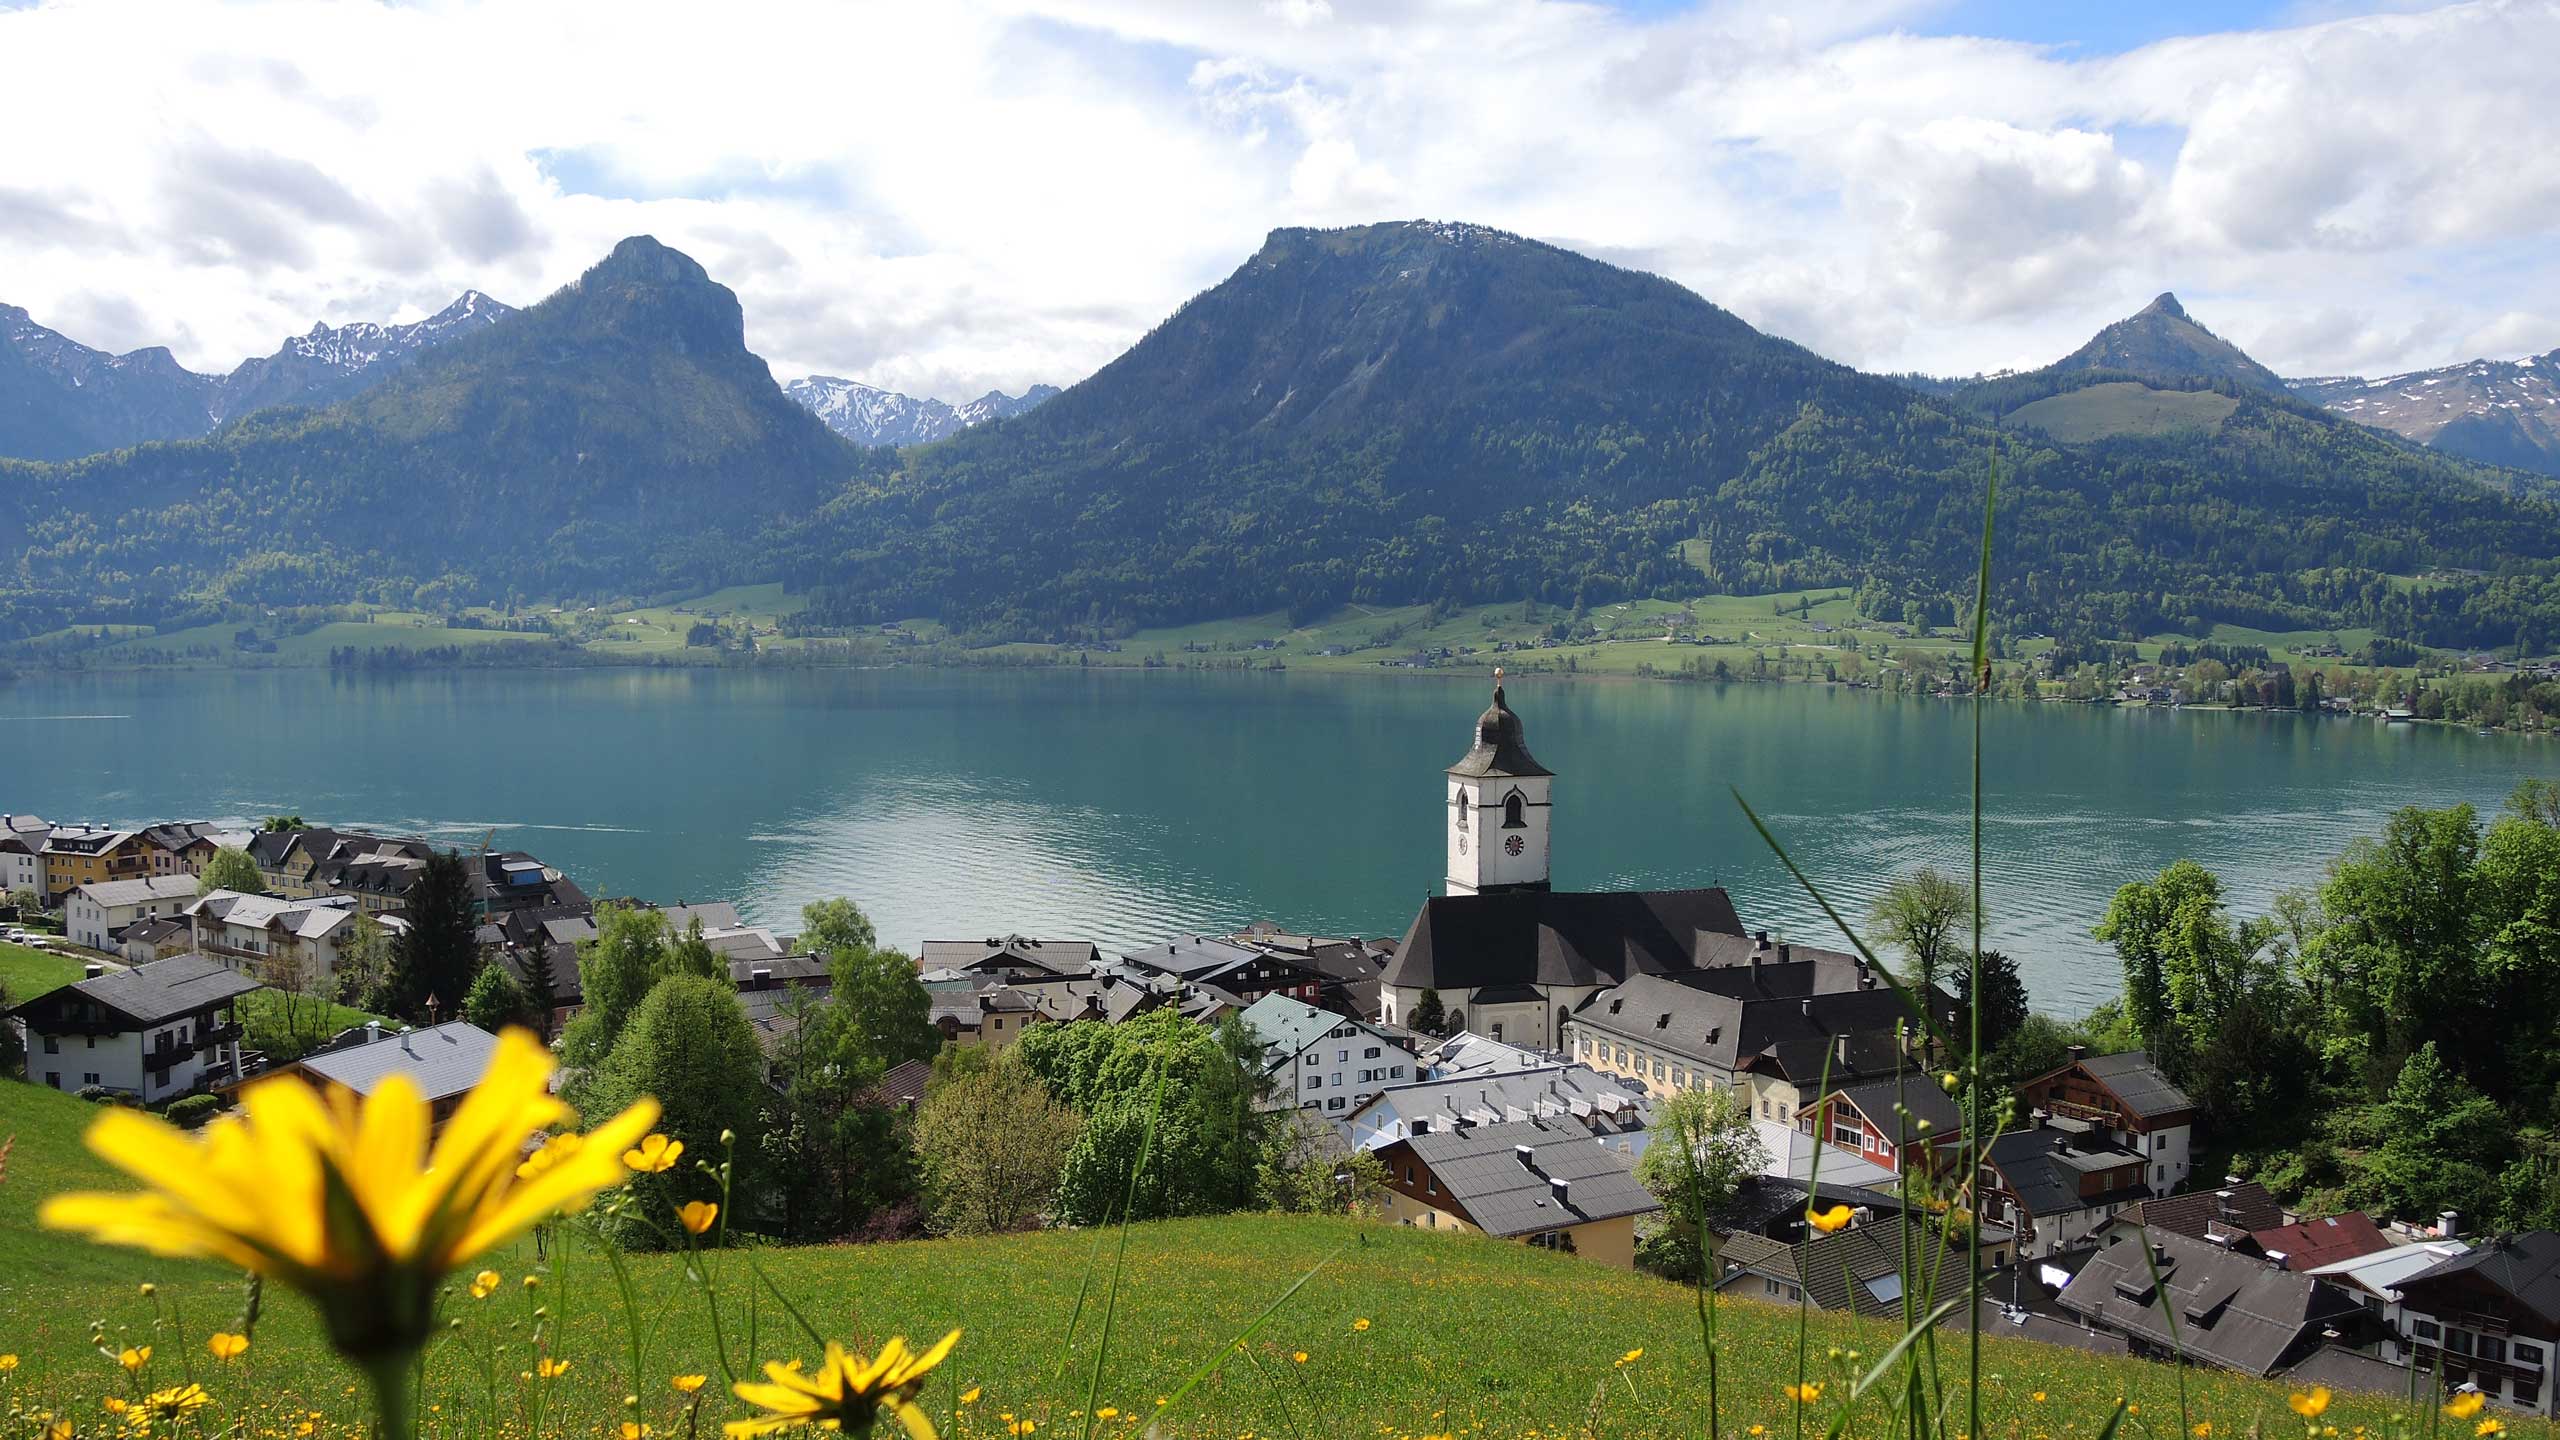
[385,851,482,1020]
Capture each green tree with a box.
[760,987,920,1241]
[825,943,941,1070]
[2309,804,2484,1083]
[383,851,482,1021]
[1257,1111,1386,1214]
[913,1051,1078,1236]
[259,815,305,833]
[462,964,539,1034]
[197,846,264,896]
[2094,860,2225,1050]
[799,897,879,956]
[334,913,394,1011]
[1631,1085,1765,1282]
[1871,866,1969,994]
[667,917,723,982]
[1407,989,1447,1036]
[2335,1043,2510,1223]
[586,974,766,1247]
[560,903,673,1066]
[1953,949,2030,1061]
[518,944,560,1039]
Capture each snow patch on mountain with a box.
[784,375,1059,447]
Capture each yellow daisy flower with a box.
[726,1332,959,1439]
[2446,1395,2486,1421]
[468,1270,503,1300]
[1353,1318,1371,1332]
[40,1027,658,1367]
[2287,1388,2331,1419]
[141,1384,212,1425]
[673,1375,709,1395]
[119,1346,152,1372]
[1785,1382,1823,1404]
[679,1201,720,1235]
[206,1332,250,1361]
[2476,1422,2504,1438]
[536,1358,570,1379]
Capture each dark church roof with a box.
[1447,680,1552,779]
[1387,888,1743,992]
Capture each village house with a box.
[2057,1225,2371,1376]
[278,1021,503,1130]
[918,934,1102,980]
[2103,1179,2285,1248]
[930,984,1042,1049]
[116,916,195,965]
[1236,993,1422,1117]
[9,954,259,1102]
[1,819,49,899]
[1980,1114,2155,1257]
[1343,1064,1650,1153]
[2307,1239,2473,1364]
[137,823,222,878]
[187,889,410,991]
[2391,1230,2560,1417]
[1226,925,1396,1020]
[1374,1115,1661,1268]
[2251,1212,2392,1272]
[1718,1207,2002,1315]
[1121,933,1328,1007]
[64,875,202,950]
[1421,1030,1554,1079]
[41,827,150,906]
[2018,1048,2198,1193]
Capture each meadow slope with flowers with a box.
[0,1075,2544,1440]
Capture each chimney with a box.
[1748,947,1761,980]
[1513,1143,1537,1171]
[2439,1210,2462,1239]
[749,966,772,991]
[1549,1175,1570,1205]
[365,1020,382,1044]
[1755,930,1771,949]
[1835,1034,1850,1065]
[2067,1044,2088,1064]
[2152,1242,2169,1268]
[83,962,104,978]
[1779,943,1791,964]
[1800,998,1812,1017]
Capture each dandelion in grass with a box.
[623,1425,654,1439]
[1784,1382,1823,1404]
[0,1353,17,1370]
[2287,1388,2332,1420]
[1616,1349,1643,1367]
[624,1134,684,1173]
[536,1358,571,1379]
[679,1201,720,1235]
[102,1398,128,1416]
[674,1376,709,1395]
[958,1387,981,1406]
[1291,1351,1308,1364]
[1353,1318,1371,1332]
[2447,1394,2486,1421]
[1805,1204,1852,1234]
[40,1026,656,1440]
[726,1331,957,1440]
[118,1347,150,1372]
[2477,1422,2504,1438]
[468,1269,502,1299]
[206,1332,249,1361]
[2194,1424,2213,1437]
[1096,1408,1119,1421]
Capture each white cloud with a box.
[0,0,2552,398]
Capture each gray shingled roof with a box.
[75,875,202,907]
[1988,1127,2150,1218]
[1401,1117,1658,1237]
[2282,1344,2416,1398]
[2077,1051,2195,1120]
[297,1021,500,1103]
[2399,1230,2560,1328]
[1386,889,1744,993]
[1718,1216,1976,1317]
[2057,1226,2365,1375]
[2136,1181,2283,1241]
[18,953,260,1025]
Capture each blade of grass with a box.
[1821,1297,1966,1440]
[1965,446,1998,1440]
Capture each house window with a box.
[2514,1343,2544,1369]
[83,1072,101,1086]
[1364,1046,1381,1059]
[2449,1330,2475,1356]
[1390,1066,1405,1079]
[2482,1337,2509,1364]
[1327,1097,1344,1111]
[2154,1135,2169,1151]
[2416,1321,2442,1341]
[1306,1076,1321,1090]
[42,1036,58,1054]
[2514,1379,2540,1408]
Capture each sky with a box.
[3,0,2555,403]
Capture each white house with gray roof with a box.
[9,953,260,1101]
[282,1020,502,1126]
[65,875,202,951]
[1237,993,1420,1117]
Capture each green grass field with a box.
[2003,383,2242,443]
[0,1080,2522,1440]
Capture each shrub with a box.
[165,1093,223,1130]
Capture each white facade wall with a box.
[67,890,195,951]
[1,846,42,900]
[1290,1023,1420,1118]
[2143,1122,2193,1192]
[1445,774,1551,896]
[27,1016,233,1103]
[2398,1306,2556,1417]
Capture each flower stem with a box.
[361,1349,419,1440]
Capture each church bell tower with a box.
[1446,668,1553,896]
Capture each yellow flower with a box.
[536,1357,571,1379]
[1617,1349,1644,1367]
[1785,1382,1823,1404]
[622,1425,654,1439]
[2195,1424,2214,1437]
[679,1201,720,1235]
[624,1134,685,1174]
[2476,1422,2504,1438]
[103,1398,129,1415]
[2032,1392,2047,1403]
[673,1375,709,1395]
[2446,1394,2486,1421]
[522,1274,541,1289]
[960,1387,981,1405]
[40,1027,658,1362]
[468,1270,503,1300]
[1353,1318,1371,1332]
[1750,1428,1767,1437]
[141,1384,212,1424]
[2288,1388,2332,1419]
[206,1332,250,1361]
[1096,1408,1119,1420]
[1806,1204,1853,1234]
[726,1332,959,1439]
[516,1132,584,1181]
[1291,1351,1308,1364]
[120,1346,152,1371]
[0,1354,17,1370]
[1006,1423,1036,1437]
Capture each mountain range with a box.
[0,292,516,461]
[2291,353,2560,477]
[783,376,1060,447]
[4,221,2558,656]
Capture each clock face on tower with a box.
[1504,834,1526,857]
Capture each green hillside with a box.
[2004,381,2242,442]
[0,1079,2520,1440]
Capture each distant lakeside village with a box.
[6,677,2558,1422]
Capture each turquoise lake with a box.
[4,667,2550,1014]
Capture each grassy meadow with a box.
[0,1076,2529,1440]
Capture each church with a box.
[1380,671,1755,1048]
[1380,674,1948,1074]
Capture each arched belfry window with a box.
[1503,792,1526,829]
[1455,790,1470,830]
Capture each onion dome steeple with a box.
[1449,667,1553,779]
